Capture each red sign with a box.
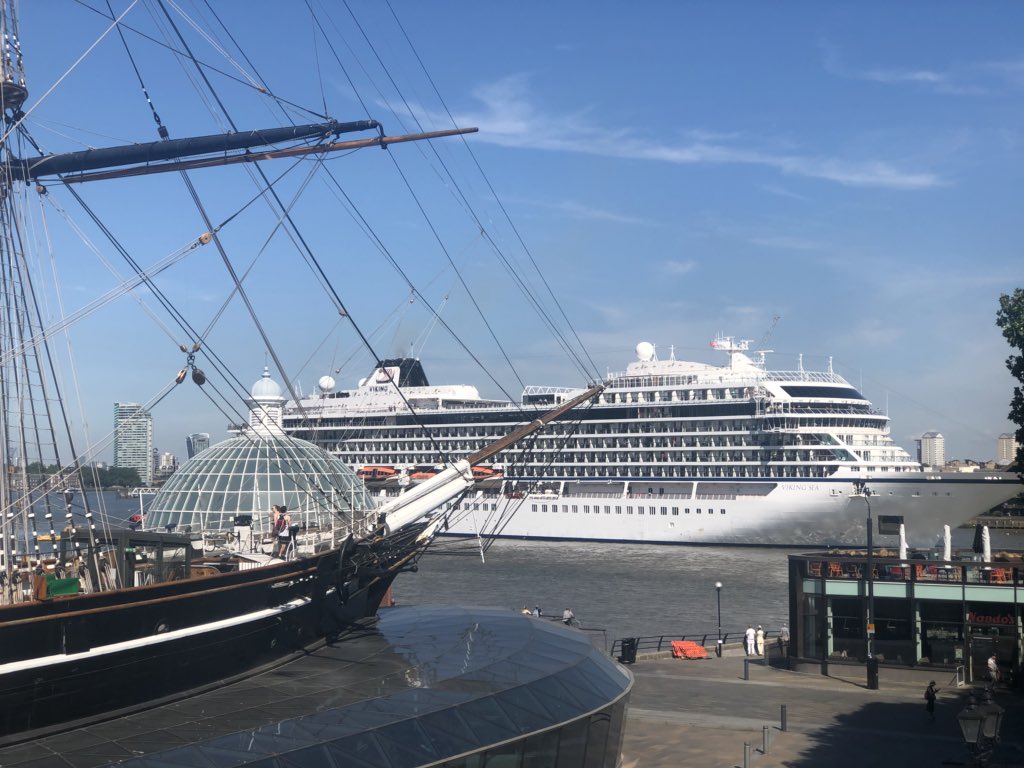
[967,611,1014,626]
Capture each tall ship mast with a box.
[0,0,599,742]
[284,338,1021,547]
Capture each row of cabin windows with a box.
[529,504,726,516]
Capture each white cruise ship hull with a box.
[439,474,1020,547]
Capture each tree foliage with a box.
[81,466,143,488]
[996,288,1024,477]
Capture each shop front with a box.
[789,552,1022,683]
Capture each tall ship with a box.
[0,0,599,744]
[284,338,1021,547]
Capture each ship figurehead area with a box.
[283,338,1022,548]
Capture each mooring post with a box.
[743,658,750,681]
[763,724,770,754]
[743,742,750,768]
[781,703,788,731]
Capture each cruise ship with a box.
[283,338,1021,547]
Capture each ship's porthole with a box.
[154,621,170,634]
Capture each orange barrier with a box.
[671,640,709,659]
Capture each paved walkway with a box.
[621,655,1024,767]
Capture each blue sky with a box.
[12,2,1024,464]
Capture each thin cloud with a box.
[452,75,943,190]
[761,184,809,201]
[548,200,648,225]
[747,235,825,251]
[501,195,648,225]
[664,259,697,275]
[820,40,987,95]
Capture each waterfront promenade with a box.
[622,651,1024,767]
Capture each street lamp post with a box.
[715,581,723,657]
[854,481,878,689]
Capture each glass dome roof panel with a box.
[145,433,375,534]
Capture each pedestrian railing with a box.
[611,628,779,660]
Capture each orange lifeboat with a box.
[409,467,439,481]
[471,466,503,480]
[357,465,398,481]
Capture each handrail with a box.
[610,627,781,658]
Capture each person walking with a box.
[755,625,765,656]
[779,623,790,655]
[532,605,542,618]
[987,653,1000,686]
[924,681,939,721]
[744,624,756,656]
[562,607,576,626]
[274,505,292,558]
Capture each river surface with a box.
[91,491,1024,648]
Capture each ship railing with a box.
[611,628,782,660]
[762,371,848,383]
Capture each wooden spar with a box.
[466,382,605,466]
[53,126,479,185]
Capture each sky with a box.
[8,1,1024,465]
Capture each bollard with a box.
[781,703,788,732]
[743,658,750,680]
[763,724,770,754]
[743,742,750,768]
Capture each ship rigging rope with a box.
[382,0,600,384]
[331,0,597,385]
[0,195,199,366]
[305,1,566,411]
[0,2,140,150]
[73,0,330,122]
[200,0,570,468]
[141,2,464,467]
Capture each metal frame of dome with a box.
[145,432,376,537]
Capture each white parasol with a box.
[942,525,951,563]
[982,525,991,563]
[898,523,908,561]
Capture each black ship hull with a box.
[0,543,405,744]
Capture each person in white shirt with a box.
[744,624,756,656]
[755,625,765,656]
[987,654,1000,685]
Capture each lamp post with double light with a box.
[715,581,723,657]
[957,691,1005,766]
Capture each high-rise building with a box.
[155,451,178,481]
[186,432,211,459]
[113,402,153,484]
[997,433,1019,465]
[916,431,945,469]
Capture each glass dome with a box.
[145,433,376,535]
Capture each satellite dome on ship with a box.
[145,368,375,534]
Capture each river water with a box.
[88,491,1024,648]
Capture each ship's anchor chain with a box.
[175,342,206,386]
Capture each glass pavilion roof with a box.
[144,433,376,534]
[8,606,633,767]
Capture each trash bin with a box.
[866,657,879,690]
[619,637,638,665]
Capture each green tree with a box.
[996,288,1024,477]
